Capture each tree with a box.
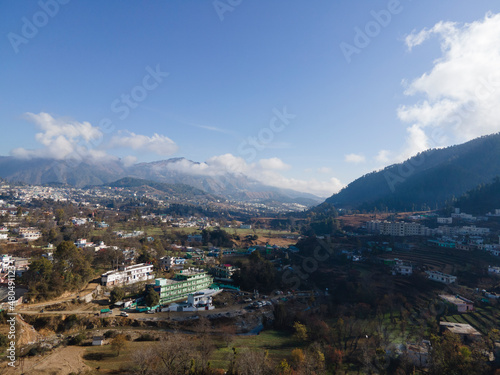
[110,287,125,304]
[154,333,193,374]
[144,287,159,307]
[293,321,308,342]
[111,334,127,356]
[236,349,271,375]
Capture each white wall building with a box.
[426,270,457,284]
[101,263,154,287]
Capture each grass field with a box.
[82,330,298,373]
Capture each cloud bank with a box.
[380,12,500,163]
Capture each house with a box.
[392,259,413,276]
[439,322,481,342]
[212,264,239,281]
[488,265,500,274]
[160,256,186,270]
[406,341,431,367]
[18,227,41,241]
[92,336,105,346]
[187,234,202,243]
[101,263,154,287]
[161,288,220,312]
[425,270,457,284]
[440,294,474,312]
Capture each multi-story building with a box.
[149,268,213,304]
[367,220,435,237]
[212,264,239,281]
[101,263,154,287]
[18,227,41,241]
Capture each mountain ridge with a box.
[325,132,500,211]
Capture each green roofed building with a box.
[149,268,213,304]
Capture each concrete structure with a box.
[392,261,413,276]
[101,263,154,287]
[150,268,213,304]
[212,264,239,281]
[366,220,435,236]
[440,294,474,312]
[92,336,105,346]
[437,217,453,224]
[18,227,41,241]
[161,288,220,312]
[426,270,457,284]
[439,322,481,342]
[488,265,500,274]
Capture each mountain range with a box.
[0,156,322,206]
[326,132,500,211]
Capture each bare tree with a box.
[236,349,272,375]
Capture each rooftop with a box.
[440,322,481,336]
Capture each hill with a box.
[325,133,500,211]
[0,157,321,207]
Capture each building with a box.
[101,263,154,287]
[149,268,213,304]
[212,264,239,281]
[18,227,41,241]
[187,234,202,242]
[426,270,457,284]
[439,322,481,342]
[437,217,453,224]
[488,265,500,274]
[392,260,413,276]
[160,256,186,270]
[440,294,474,312]
[161,288,220,312]
[92,336,105,346]
[366,220,435,236]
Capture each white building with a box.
[367,220,435,237]
[437,217,453,224]
[18,227,41,241]
[101,263,154,287]
[426,270,457,284]
[488,265,500,275]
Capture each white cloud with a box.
[109,131,178,156]
[164,154,343,197]
[375,150,392,164]
[258,157,291,171]
[344,153,366,163]
[122,155,138,167]
[317,167,332,174]
[397,12,500,159]
[11,112,107,162]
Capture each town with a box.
[0,180,500,374]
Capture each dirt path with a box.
[0,345,90,375]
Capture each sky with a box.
[2,1,500,197]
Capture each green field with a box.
[83,330,298,372]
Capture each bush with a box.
[69,333,86,345]
[135,333,158,342]
[104,330,117,339]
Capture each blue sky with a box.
[2,0,500,197]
